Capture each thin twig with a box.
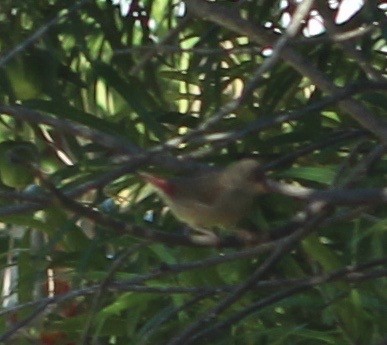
[0,254,384,343]
[190,258,387,343]
[0,0,91,68]
[316,1,382,81]
[159,0,317,152]
[113,22,379,55]
[81,241,152,344]
[184,0,387,141]
[167,202,332,345]
[0,300,50,342]
[0,105,140,155]
[175,142,386,343]
[129,16,192,75]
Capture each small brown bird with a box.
[139,159,266,242]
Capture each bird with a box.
[139,159,267,244]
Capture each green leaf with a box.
[277,166,337,185]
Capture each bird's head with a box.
[222,159,263,187]
[138,172,176,198]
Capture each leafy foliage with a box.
[0,0,386,344]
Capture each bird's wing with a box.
[175,173,225,205]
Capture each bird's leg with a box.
[234,228,260,243]
[185,226,220,246]
[235,228,270,245]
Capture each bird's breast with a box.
[165,190,253,230]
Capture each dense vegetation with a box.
[0,0,386,344]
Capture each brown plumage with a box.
[139,159,265,231]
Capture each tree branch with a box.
[184,0,387,141]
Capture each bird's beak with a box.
[137,171,153,182]
[138,172,175,196]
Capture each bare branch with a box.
[81,241,151,344]
[316,1,382,80]
[0,105,140,155]
[167,201,331,345]
[190,258,387,343]
[0,0,91,68]
[184,0,387,141]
